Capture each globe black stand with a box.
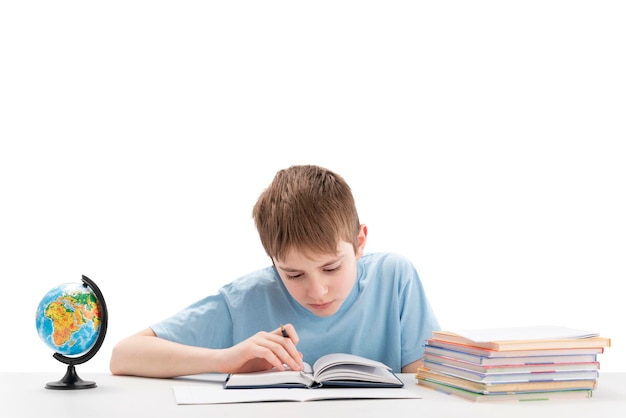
[46,275,108,390]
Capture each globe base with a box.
[46,364,96,390]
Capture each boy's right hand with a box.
[216,323,304,374]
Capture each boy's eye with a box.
[284,264,342,279]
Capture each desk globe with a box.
[35,275,108,389]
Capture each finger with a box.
[276,323,299,345]
[252,338,300,371]
[275,324,302,368]
[258,331,302,371]
[246,345,287,371]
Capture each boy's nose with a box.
[307,276,328,299]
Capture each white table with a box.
[2,372,625,417]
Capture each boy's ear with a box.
[355,224,368,259]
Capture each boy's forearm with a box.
[401,358,423,374]
[109,334,220,378]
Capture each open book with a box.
[224,353,404,389]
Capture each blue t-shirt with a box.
[151,252,440,372]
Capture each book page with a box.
[317,364,402,385]
[224,363,314,388]
[447,326,599,343]
[312,353,390,378]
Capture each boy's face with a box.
[273,225,367,317]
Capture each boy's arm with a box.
[110,325,303,378]
[109,328,224,378]
[401,358,423,374]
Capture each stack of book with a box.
[416,325,611,402]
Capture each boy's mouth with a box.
[309,301,333,311]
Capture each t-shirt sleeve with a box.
[150,292,234,349]
[395,255,441,367]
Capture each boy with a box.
[110,165,439,377]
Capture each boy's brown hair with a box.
[253,165,361,261]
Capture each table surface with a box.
[2,372,625,417]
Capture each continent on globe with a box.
[36,283,103,356]
[44,292,101,347]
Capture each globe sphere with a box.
[36,282,104,356]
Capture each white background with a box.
[1,2,624,374]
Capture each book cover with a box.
[424,354,600,374]
[424,344,599,365]
[224,353,404,389]
[417,378,593,402]
[422,361,600,383]
[426,339,606,358]
[431,326,611,351]
[416,367,598,394]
